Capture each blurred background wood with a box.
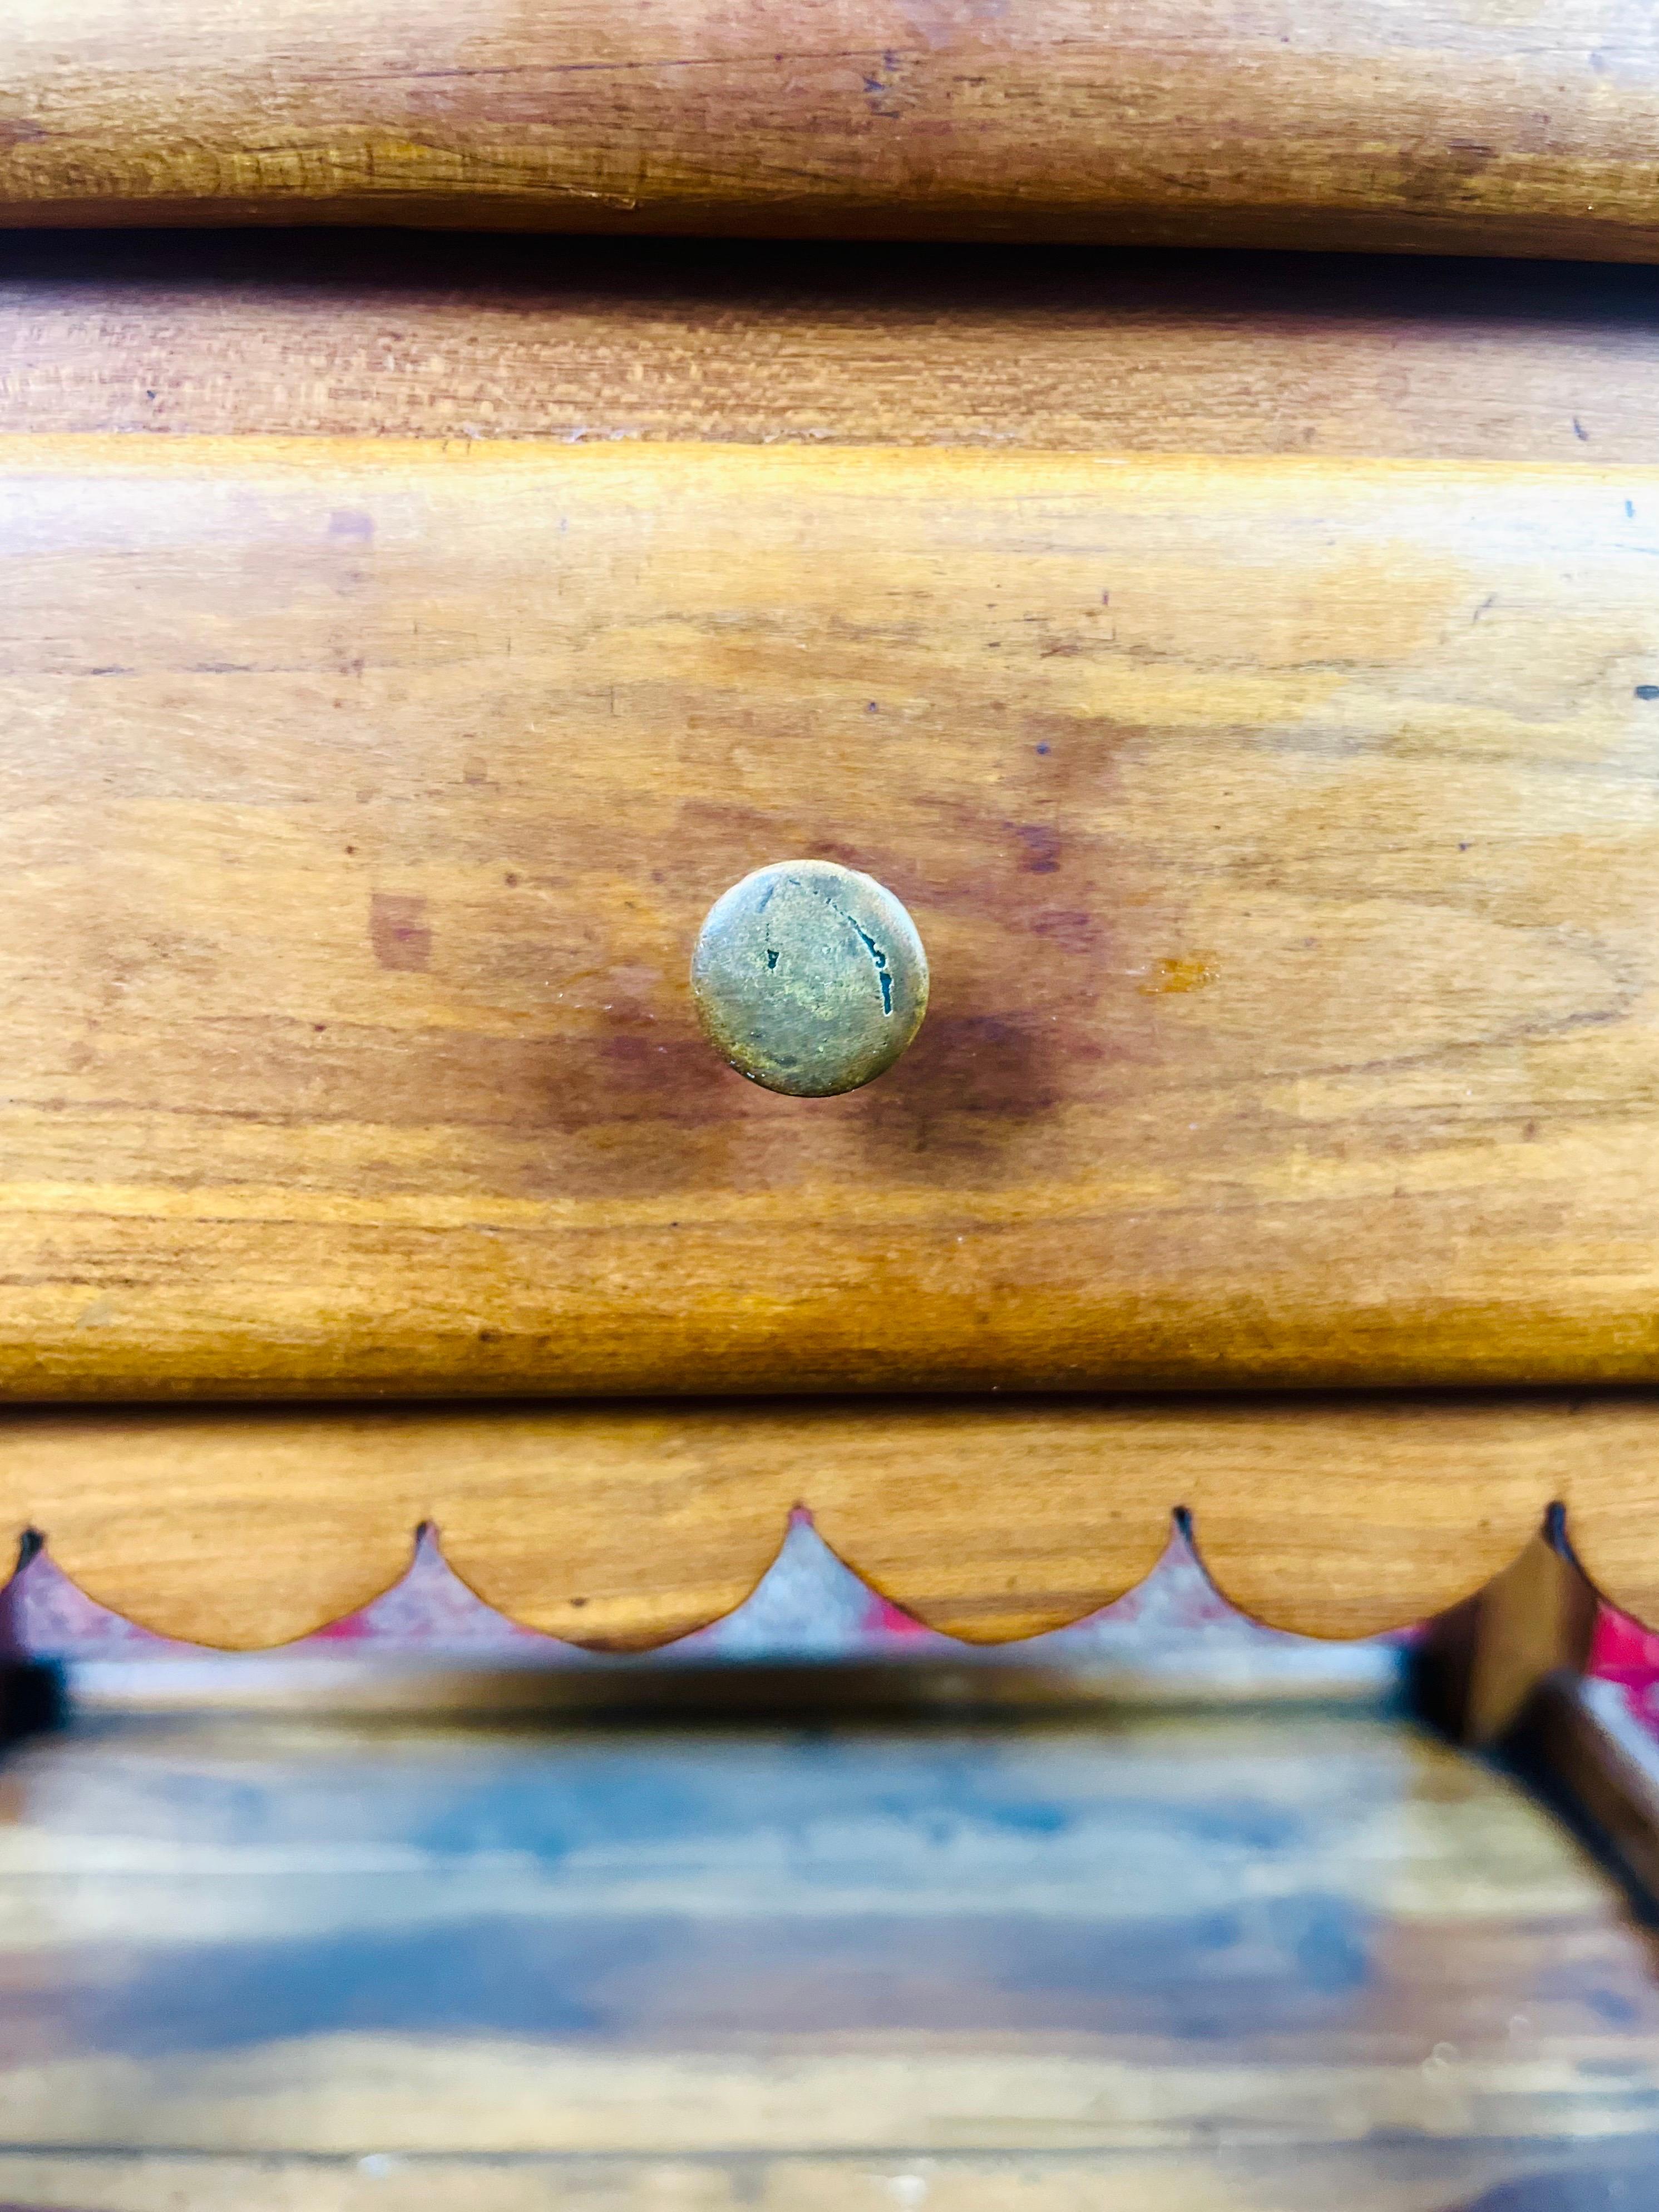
[1509,1672,1659,1922]
[0,1696,1655,2206]
[1,1,1658,260]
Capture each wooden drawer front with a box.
[5,437,1659,1399]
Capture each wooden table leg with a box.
[1414,1510,1597,1750]
[0,1533,60,1747]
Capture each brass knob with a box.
[691,861,929,1097]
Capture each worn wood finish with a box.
[6,1394,1651,1651]
[3,3,1659,260]
[1,240,1658,466]
[4,439,1659,1399]
[0,1700,1656,2205]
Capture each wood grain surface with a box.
[2,1,1659,260]
[4,437,1659,1399]
[0,1698,1655,2208]
[2,239,1658,466]
[12,1393,1659,1650]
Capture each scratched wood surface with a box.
[3,1,1659,261]
[0,1699,1655,2208]
[4,438,1659,1401]
[12,1394,1659,1651]
[3,238,1658,465]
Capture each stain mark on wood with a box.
[369,893,432,974]
[1142,954,1218,996]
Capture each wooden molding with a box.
[1,2,1658,259]
[2,1391,1656,1653]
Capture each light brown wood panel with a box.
[2,240,1657,465]
[4,439,1659,1398]
[0,1394,1625,1648]
[3,1,1659,260]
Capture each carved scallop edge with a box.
[2,1394,1649,1653]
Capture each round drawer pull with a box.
[691,860,929,1097]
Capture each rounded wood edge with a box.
[1184,1400,1567,1640]
[433,1409,800,1652]
[0,1410,427,1649]
[800,1402,1176,1643]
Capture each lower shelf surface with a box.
[0,1696,1655,2208]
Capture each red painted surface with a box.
[1589,1606,1659,1736]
